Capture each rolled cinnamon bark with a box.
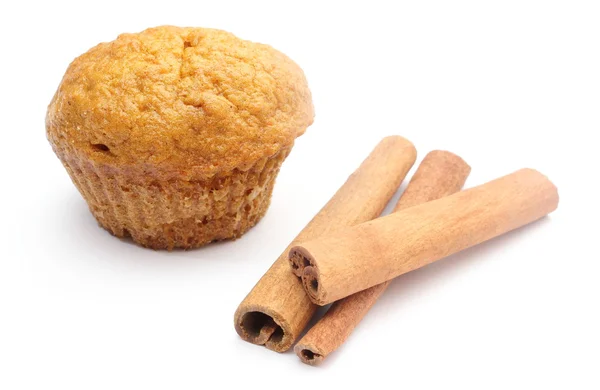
[234,136,417,351]
[292,168,559,306]
[294,150,470,365]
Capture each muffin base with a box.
[56,147,289,250]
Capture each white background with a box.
[1,1,598,389]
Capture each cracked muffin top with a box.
[46,26,314,176]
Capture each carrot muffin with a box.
[46,26,314,249]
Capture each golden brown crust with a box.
[46,26,314,178]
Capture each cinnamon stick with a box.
[291,168,559,306]
[294,150,471,365]
[234,136,417,351]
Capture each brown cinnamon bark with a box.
[234,136,417,351]
[292,168,559,306]
[294,150,470,365]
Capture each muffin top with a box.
[46,26,314,176]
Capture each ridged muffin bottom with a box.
[56,147,290,250]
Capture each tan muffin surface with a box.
[46,26,313,249]
[47,25,314,177]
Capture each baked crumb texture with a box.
[46,26,313,249]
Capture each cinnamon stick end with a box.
[234,308,290,352]
[289,247,313,277]
[522,168,560,210]
[301,265,325,305]
[294,343,325,366]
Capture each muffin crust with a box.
[46,26,314,178]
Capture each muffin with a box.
[46,26,314,249]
